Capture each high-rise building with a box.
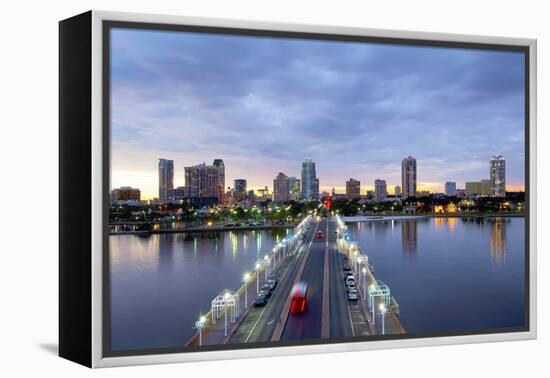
[394,185,402,198]
[490,155,506,197]
[301,158,319,201]
[345,178,361,198]
[184,163,220,200]
[158,159,174,201]
[273,172,290,203]
[401,156,417,199]
[374,179,387,202]
[445,181,457,196]
[288,177,301,201]
[213,159,225,201]
[234,179,247,194]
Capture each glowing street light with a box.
[195,315,207,346]
[379,303,387,335]
[255,263,261,292]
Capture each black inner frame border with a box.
[102,19,531,358]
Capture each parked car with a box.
[347,289,359,301]
[345,275,355,285]
[343,264,351,271]
[260,284,272,297]
[267,279,278,290]
[346,281,357,292]
[254,293,268,306]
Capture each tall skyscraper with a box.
[374,179,387,202]
[346,178,361,198]
[184,163,220,200]
[158,158,174,201]
[288,177,301,201]
[273,172,290,203]
[213,159,225,201]
[490,155,506,197]
[394,185,402,198]
[445,181,457,196]
[401,156,417,199]
[301,158,319,201]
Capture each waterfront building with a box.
[366,190,374,199]
[401,156,417,199]
[288,177,301,201]
[346,178,361,198]
[273,172,290,203]
[257,186,270,201]
[394,185,402,198]
[184,163,220,201]
[331,187,336,197]
[111,186,141,202]
[158,158,174,201]
[374,179,387,202]
[465,180,490,197]
[213,159,225,202]
[301,158,319,201]
[490,155,506,197]
[445,181,457,196]
[455,189,466,198]
[416,190,430,198]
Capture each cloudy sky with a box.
[110,27,526,200]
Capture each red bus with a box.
[290,282,308,314]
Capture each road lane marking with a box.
[271,221,321,341]
[321,219,330,338]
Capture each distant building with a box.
[301,158,319,201]
[173,186,192,200]
[374,179,387,202]
[466,180,490,197]
[490,155,506,197]
[331,187,336,197]
[213,159,225,202]
[366,190,374,199]
[273,172,290,203]
[401,156,417,199]
[480,179,490,196]
[233,179,247,199]
[184,163,220,201]
[455,189,466,198]
[416,190,430,198]
[257,186,270,201]
[158,159,174,201]
[394,185,402,198]
[445,181,457,196]
[288,177,301,201]
[346,178,361,198]
[111,186,141,202]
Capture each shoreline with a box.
[109,223,296,236]
[342,213,525,222]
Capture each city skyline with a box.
[110,28,526,200]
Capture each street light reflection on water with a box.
[109,227,290,351]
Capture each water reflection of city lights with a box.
[490,219,507,265]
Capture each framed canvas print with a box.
[59,10,537,368]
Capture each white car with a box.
[347,289,359,301]
[345,275,355,285]
[346,281,357,292]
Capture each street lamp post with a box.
[362,267,367,300]
[379,303,387,335]
[243,272,251,308]
[264,255,270,280]
[255,263,261,292]
[195,315,206,346]
[224,292,231,336]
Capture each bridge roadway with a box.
[227,216,372,345]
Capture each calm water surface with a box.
[109,217,525,351]
[110,229,290,351]
[348,217,525,334]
